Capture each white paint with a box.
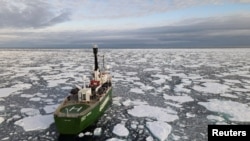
[100,96,110,111]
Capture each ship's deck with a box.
[54,87,111,117]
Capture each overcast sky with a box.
[0,0,250,48]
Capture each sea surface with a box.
[0,48,250,141]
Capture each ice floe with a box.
[14,114,53,131]
[20,94,34,98]
[122,99,148,107]
[0,117,4,124]
[221,93,238,98]
[112,97,122,106]
[152,78,166,85]
[93,127,102,136]
[130,88,144,94]
[47,79,69,87]
[193,82,229,94]
[163,94,193,103]
[146,136,154,141]
[0,106,5,112]
[106,138,126,141]
[43,104,59,114]
[128,104,178,122]
[112,123,129,137]
[146,121,172,141]
[199,99,250,122]
[29,97,41,102]
[0,88,18,98]
[174,84,191,93]
[21,108,40,116]
[207,115,224,122]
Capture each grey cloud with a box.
[0,0,71,28]
[1,14,250,48]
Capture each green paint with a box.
[54,88,112,134]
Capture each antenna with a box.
[103,54,105,70]
[82,75,86,88]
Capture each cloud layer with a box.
[0,0,250,28]
[1,14,250,48]
[0,0,70,28]
[0,0,250,48]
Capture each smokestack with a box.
[93,44,98,71]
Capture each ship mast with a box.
[93,44,99,80]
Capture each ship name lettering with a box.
[99,96,109,111]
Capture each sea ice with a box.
[146,136,154,141]
[152,74,171,80]
[143,67,161,72]
[193,82,229,94]
[0,88,18,98]
[163,94,193,103]
[221,93,238,98]
[20,94,34,98]
[0,106,5,112]
[14,114,53,131]
[122,99,148,107]
[186,113,196,118]
[29,97,41,101]
[106,138,126,141]
[224,79,241,84]
[230,87,249,92]
[152,78,166,85]
[43,104,59,114]
[112,123,129,137]
[130,88,144,94]
[61,86,72,90]
[47,79,68,87]
[36,93,48,98]
[128,105,178,122]
[112,97,122,106]
[93,127,102,136]
[207,115,224,122]
[199,99,250,122]
[12,83,32,90]
[174,84,191,93]
[141,85,154,91]
[146,121,172,141]
[0,117,4,124]
[78,133,84,138]
[21,108,40,116]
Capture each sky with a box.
[0,0,250,48]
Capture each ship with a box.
[54,45,112,135]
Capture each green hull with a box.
[54,88,112,134]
